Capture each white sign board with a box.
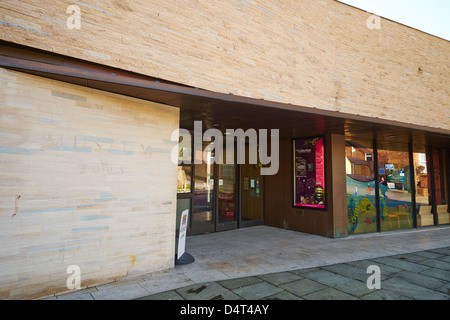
[177,209,189,259]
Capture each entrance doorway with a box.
[240,162,264,227]
[176,141,264,235]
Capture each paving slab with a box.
[436,282,450,295]
[232,281,283,300]
[416,258,450,270]
[217,276,263,290]
[263,291,304,300]
[412,251,445,260]
[392,253,429,263]
[300,269,352,288]
[335,280,373,297]
[90,283,149,300]
[279,278,327,297]
[176,282,240,300]
[303,287,359,300]
[394,271,447,290]
[56,291,94,300]
[438,255,450,263]
[136,290,184,300]
[419,268,450,282]
[369,256,430,273]
[256,271,302,285]
[381,277,449,300]
[430,248,450,255]
[346,259,402,276]
[362,289,413,300]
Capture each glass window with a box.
[193,149,214,224]
[377,149,413,231]
[346,141,377,234]
[218,163,236,223]
[413,151,434,227]
[178,132,192,163]
[177,166,192,193]
[433,149,449,225]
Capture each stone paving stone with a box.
[279,278,326,297]
[218,276,262,290]
[381,277,449,300]
[416,258,450,270]
[176,282,240,300]
[220,264,268,279]
[54,286,98,300]
[57,291,94,300]
[412,250,445,260]
[289,267,320,276]
[91,283,150,300]
[302,288,359,300]
[361,289,413,300]
[436,282,450,295]
[334,279,374,297]
[300,269,352,288]
[182,269,229,283]
[139,273,195,295]
[263,290,303,300]
[347,259,402,276]
[256,271,302,285]
[322,263,369,282]
[420,267,450,282]
[392,253,428,263]
[438,255,450,263]
[232,281,283,300]
[394,271,447,290]
[370,256,430,273]
[429,247,450,256]
[136,290,184,300]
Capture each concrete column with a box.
[327,133,348,238]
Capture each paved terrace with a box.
[50,225,450,300]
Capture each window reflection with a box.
[193,150,214,223]
[177,166,192,193]
[377,149,413,231]
[413,152,433,227]
[433,149,449,225]
[346,141,377,234]
[218,164,236,223]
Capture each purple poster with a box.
[293,137,326,209]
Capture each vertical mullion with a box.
[189,130,195,232]
[373,136,381,233]
[236,161,241,229]
[409,142,417,228]
[429,146,438,226]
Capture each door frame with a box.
[178,137,265,236]
[187,160,240,235]
[238,163,264,228]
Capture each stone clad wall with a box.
[0,0,448,130]
[0,68,179,299]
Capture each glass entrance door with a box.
[177,138,266,235]
[192,148,215,234]
[433,148,449,225]
[240,162,263,227]
[216,163,237,231]
[190,143,238,234]
[377,148,414,231]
